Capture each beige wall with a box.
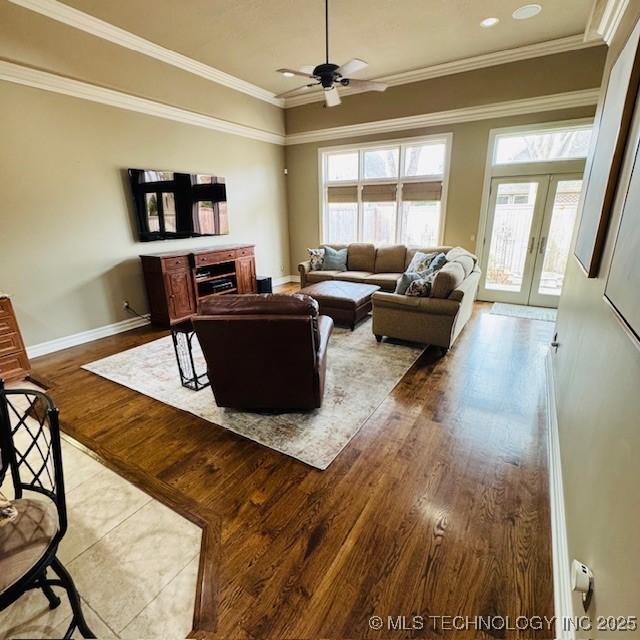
[285,106,596,272]
[285,47,607,134]
[0,2,284,135]
[0,82,289,347]
[552,6,640,632]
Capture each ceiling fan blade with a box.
[274,83,320,99]
[324,86,341,108]
[337,58,368,77]
[276,68,316,79]
[344,78,388,92]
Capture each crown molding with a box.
[7,0,284,107]
[586,0,630,45]
[0,60,286,145]
[0,60,598,148]
[284,89,600,145]
[285,35,604,108]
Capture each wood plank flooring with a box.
[29,295,554,639]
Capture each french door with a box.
[479,173,583,307]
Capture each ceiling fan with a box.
[274,0,387,107]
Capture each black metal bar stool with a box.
[0,381,95,639]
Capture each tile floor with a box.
[0,389,202,639]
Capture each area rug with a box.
[490,302,557,322]
[82,320,423,469]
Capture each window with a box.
[321,136,450,245]
[493,125,592,165]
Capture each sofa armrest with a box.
[448,268,481,302]
[298,260,312,288]
[372,291,460,316]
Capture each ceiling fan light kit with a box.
[274,0,388,106]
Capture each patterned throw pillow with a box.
[307,248,325,271]
[428,252,447,272]
[406,251,436,273]
[406,273,436,297]
[395,270,427,295]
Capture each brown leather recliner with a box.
[192,294,333,410]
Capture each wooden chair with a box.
[0,382,95,639]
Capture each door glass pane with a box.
[485,182,539,292]
[363,202,397,244]
[363,148,399,179]
[494,127,592,164]
[327,203,357,243]
[403,143,446,177]
[401,201,441,245]
[538,180,582,296]
[327,152,358,181]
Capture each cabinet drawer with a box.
[237,247,254,258]
[195,250,237,266]
[0,298,12,319]
[0,333,22,357]
[0,350,29,381]
[0,315,18,336]
[162,256,189,271]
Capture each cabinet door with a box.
[165,270,196,319]
[236,257,257,294]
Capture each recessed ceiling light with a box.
[281,71,295,77]
[513,4,542,20]
[480,17,500,28]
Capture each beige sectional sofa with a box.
[298,243,481,349]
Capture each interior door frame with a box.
[478,175,551,304]
[528,173,584,308]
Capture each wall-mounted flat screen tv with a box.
[128,169,229,241]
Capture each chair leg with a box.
[39,572,61,609]
[50,557,96,639]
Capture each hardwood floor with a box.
[29,295,554,639]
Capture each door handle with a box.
[538,236,547,255]
[528,236,536,254]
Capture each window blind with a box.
[327,185,358,203]
[401,181,442,201]
[361,184,397,202]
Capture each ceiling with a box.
[62,0,595,96]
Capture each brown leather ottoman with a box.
[300,281,380,330]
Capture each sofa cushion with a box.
[431,262,465,298]
[375,245,406,273]
[347,243,376,272]
[365,273,402,290]
[445,247,478,277]
[322,246,348,271]
[334,271,374,283]
[307,270,343,283]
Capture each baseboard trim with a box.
[272,275,300,286]
[545,351,574,638]
[27,314,150,359]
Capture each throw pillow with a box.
[406,275,434,297]
[406,251,436,273]
[395,270,426,295]
[322,246,348,271]
[428,252,447,272]
[307,248,324,271]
